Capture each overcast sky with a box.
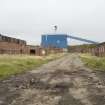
[0,0,105,45]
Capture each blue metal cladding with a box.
[41,34,67,48]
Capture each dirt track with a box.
[0,54,105,105]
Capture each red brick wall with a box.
[0,41,26,54]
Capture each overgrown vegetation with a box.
[80,54,105,71]
[0,54,64,79]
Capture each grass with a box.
[0,53,65,79]
[80,54,105,71]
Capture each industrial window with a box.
[12,38,14,43]
[8,37,11,42]
[16,40,20,44]
[0,35,2,41]
[2,36,5,41]
[12,38,15,43]
[5,37,8,41]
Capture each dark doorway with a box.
[30,49,36,55]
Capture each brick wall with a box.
[68,43,105,57]
[0,34,27,54]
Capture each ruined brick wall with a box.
[86,43,105,57]
[96,43,105,57]
[0,34,27,54]
[45,47,63,54]
[0,42,26,54]
[68,43,105,57]
[25,45,47,56]
[68,45,95,53]
[0,34,48,56]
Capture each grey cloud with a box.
[0,0,105,45]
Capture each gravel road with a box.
[0,54,105,105]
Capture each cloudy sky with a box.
[0,0,105,45]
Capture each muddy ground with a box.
[0,54,105,105]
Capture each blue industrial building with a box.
[41,34,98,49]
[41,34,67,48]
